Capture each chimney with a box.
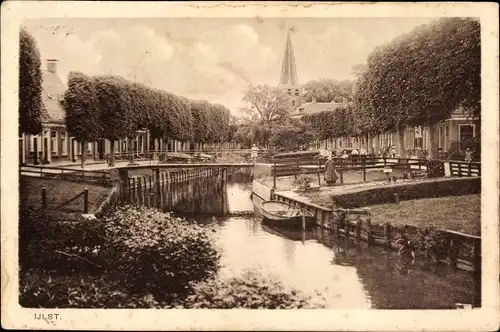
[46,59,58,74]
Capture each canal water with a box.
[132,169,477,309]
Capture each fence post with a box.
[363,158,367,182]
[273,161,277,189]
[468,162,472,177]
[384,222,391,248]
[295,159,299,180]
[356,218,362,242]
[41,187,47,209]
[458,163,462,177]
[367,217,373,247]
[317,159,321,186]
[393,193,400,204]
[83,188,88,213]
[339,169,344,184]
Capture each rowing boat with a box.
[260,200,316,229]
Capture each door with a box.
[459,124,475,150]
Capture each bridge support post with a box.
[117,168,129,201]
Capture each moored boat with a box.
[260,200,316,229]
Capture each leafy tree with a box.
[190,100,211,149]
[353,18,480,158]
[303,104,355,141]
[240,84,292,123]
[302,78,350,103]
[19,28,43,164]
[269,118,314,151]
[19,28,43,136]
[93,75,137,161]
[62,72,103,167]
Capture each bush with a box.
[292,174,314,191]
[20,269,161,308]
[169,271,326,309]
[409,226,450,262]
[102,205,220,296]
[19,205,106,273]
[330,177,480,208]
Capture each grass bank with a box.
[367,194,480,236]
[20,176,110,219]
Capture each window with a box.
[61,132,67,155]
[51,131,57,153]
[294,89,299,96]
[287,89,291,96]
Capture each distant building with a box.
[19,59,208,165]
[276,31,479,159]
[278,30,303,109]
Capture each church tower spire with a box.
[278,29,301,108]
[279,30,299,86]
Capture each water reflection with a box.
[129,169,477,309]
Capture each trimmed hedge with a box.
[330,177,480,208]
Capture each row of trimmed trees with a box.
[61,72,233,166]
[303,17,480,159]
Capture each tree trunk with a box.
[396,126,406,158]
[33,137,39,165]
[80,141,86,168]
[426,121,438,160]
[367,133,373,154]
[373,133,380,155]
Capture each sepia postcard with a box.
[1,1,499,331]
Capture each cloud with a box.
[24,18,434,115]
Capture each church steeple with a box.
[278,29,301,108]
[279,30,299,86]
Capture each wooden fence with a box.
[449,161,481,177]
[270,157,429,186]
[40,186,90,214]
[273,192,480,272]
[20,165,112,186]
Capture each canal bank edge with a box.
[252,177,481,273]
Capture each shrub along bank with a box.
[19,204,322,308]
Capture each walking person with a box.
[324,155,338,186]
[465,148,473,164]
[250,143,259,163]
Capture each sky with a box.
[23,17,435,116]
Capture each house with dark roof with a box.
[19,59,218,165]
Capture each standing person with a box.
[341,150,349,168]
[324,156,338,186]
[465,148,473,163]
[251,143,259,163]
